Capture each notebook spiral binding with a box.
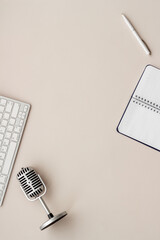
[132,95,160,114]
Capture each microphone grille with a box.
[17,167,45,200]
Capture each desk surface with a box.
[1,0,160,239]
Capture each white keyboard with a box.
[0,96,30,206]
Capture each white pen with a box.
[121,14,151,55]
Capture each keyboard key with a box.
[0,134,3,140]
[11,103,19,118]
[7,125,13,132]
[0,153,5,160]
[3,139,9,146]
[0,127,5,133]
[1,146,7,153]
[0,160,3,166]
[1,120,7,126]
[18,112,22,118]
[5,132,11,139]
[2,141,16,175]
[0,175,6,184]
[0,99,6,106]
[3,113,9,120]
[0,184,4,191]
[0,114,2,119]
[0,106,4,112]
[9,118,15,125]
[14,126,21,133]
[24,105,28,112]
[12,133,19,141]
[19,120,23,126]
[22,113,26,119]
[6,101,13,112]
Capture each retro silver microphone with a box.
[17,167,67,230]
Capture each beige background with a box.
[0,0,160,239]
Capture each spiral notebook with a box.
[117,65,160,151]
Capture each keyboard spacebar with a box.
[2,142,17,175]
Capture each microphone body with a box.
[17,167,67,230]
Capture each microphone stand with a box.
[39,196,67,230]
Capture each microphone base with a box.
[40,211,67,230]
